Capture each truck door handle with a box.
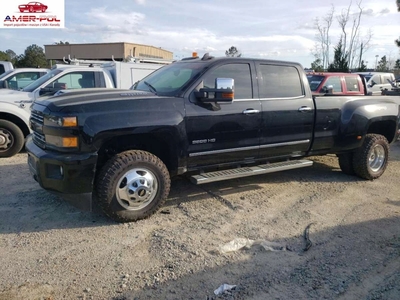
[242,109,260,115]
[298,106,312,112]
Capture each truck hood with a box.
[0,89,33,104]
[34,89,158,112]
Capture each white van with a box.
[357,72,395,95]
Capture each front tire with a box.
[352,134,389,180]
[95,150,170,222]
[0,120,25,158]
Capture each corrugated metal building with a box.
[44,42,173,61]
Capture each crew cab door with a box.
[256,63,314,158]
[185,62,261,168]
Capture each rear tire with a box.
[352,134,389,180]
[0,120,25,158]
[95,150,170,222]
[338,152,355,175]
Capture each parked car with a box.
[18,2,48,12]
[306,72,366,95]
[356,72,395,95]
[0,68,49,90]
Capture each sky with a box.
[0,0,399,69]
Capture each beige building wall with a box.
[44,42,173,61]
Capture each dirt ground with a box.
[0,143,399,300]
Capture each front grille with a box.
[33,132,46,149]
[31,110,45,149]
[31,111,44,125]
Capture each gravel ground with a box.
[0,143,400,300]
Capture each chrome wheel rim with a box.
[0,128,13,152]
[116,168,158,211]
[369,144,386,172]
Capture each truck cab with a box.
[0,68,49,90]
[307,72,365,96]
[357,72,395,95]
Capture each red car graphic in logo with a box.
[18,2,48,13]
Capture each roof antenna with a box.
[201,53,214,60]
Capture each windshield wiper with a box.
[144,81,157,94]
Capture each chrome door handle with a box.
[242,109,260,115]
[298,106,312,112]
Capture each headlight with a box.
[46,116,78,127]
[46,136,78,148]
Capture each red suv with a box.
[306,72,366,96]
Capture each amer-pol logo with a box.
[1,0,65,28]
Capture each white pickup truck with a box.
[0,59,170,157]
[0,61,14,75]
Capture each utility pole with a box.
[375,55,379,70]
[358,43,363,70]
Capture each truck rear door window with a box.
[259,64,303,98]
[345,76,360,91]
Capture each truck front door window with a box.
[46,72,95,90]
[324,76,342,92]
[202,63,253,99]
[7,72,41,90]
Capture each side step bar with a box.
[190,159,313,185]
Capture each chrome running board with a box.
[190,160,313,185]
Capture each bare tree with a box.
[336,0,367,69]
[314,4,334,69]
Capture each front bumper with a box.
[26,135,98,194]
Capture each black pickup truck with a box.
[26,54,400,222]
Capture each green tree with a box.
[376,55,389,71]
[0,51,10,61]
[225,46,242,57]
[15,44,49,68]
[327,38,349,72]
[54,41,69,45]
[357,60,367,71]
[311,57,324,72]
[395,59,400,70]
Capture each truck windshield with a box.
[131,62,205,96]
[307,75,324,91]
[22,69,63,92]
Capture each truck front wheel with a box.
[0,120,25,158]
[95,150,171,223]
[352,134,389,180]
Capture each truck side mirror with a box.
[370,80,376,87]
[0,80,8,89]
[195,78,235,102]
[326,85,333,94]
[39,83,67,96]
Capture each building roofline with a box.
[44,42,173,54]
